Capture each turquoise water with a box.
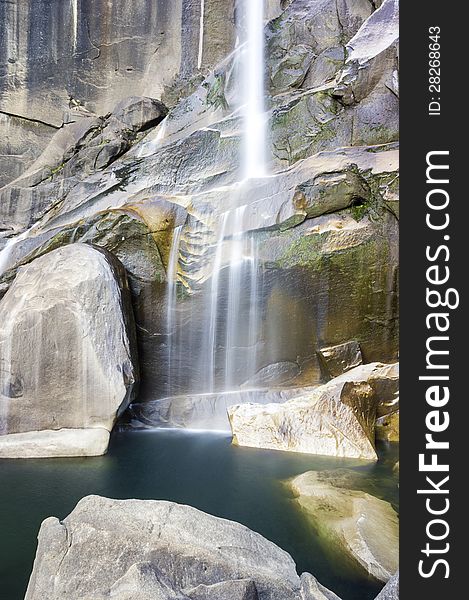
[0,430,398,600]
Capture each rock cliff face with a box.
[0,0,238,186]
[0,0,399,432]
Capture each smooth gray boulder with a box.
[0,243,138,457]
[24,495,338,600]
[113,96,168,132]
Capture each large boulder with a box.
[288,470,399,583]
[24,495,338,600]
[0,243,138,457]
[228,362,399,460]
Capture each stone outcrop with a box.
[317,341,363,379]
[288,470,399,583]
[228,362,399,460]
[0,143,399,399]
[25,495,339,600]
[0,243,138,457]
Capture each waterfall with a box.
[0,228,33,277]
[242,0,267,179]
[247,235,260,378]
[166,226,183,397]
[71,0,78,52]
[202,205,262,393]
[197,0,205,70]
[224,205,246,388]
[161,0,268,401]
[205,212,228,393]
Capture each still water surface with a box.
[0,430,398,600]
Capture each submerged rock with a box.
[24,495,338,600]
[288,471,399,583]
[229,362,398,460]
[0,243,138,457]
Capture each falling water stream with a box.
[164,0,268,399]
[242,0,267,179]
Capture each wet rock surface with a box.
[288,470,399,583]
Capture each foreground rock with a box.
[228,363,399,460]
[0,243,138,457]
[288,471,399,583]
[25,495,339,600]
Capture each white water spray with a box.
[166,226,183,397]
[242,0,267,179]
[0,228,33,277]
[71,0,78,52]
[224,205,246,388]
[197,0,205,70]
[205,212,229,392]
[160,0,268,399]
